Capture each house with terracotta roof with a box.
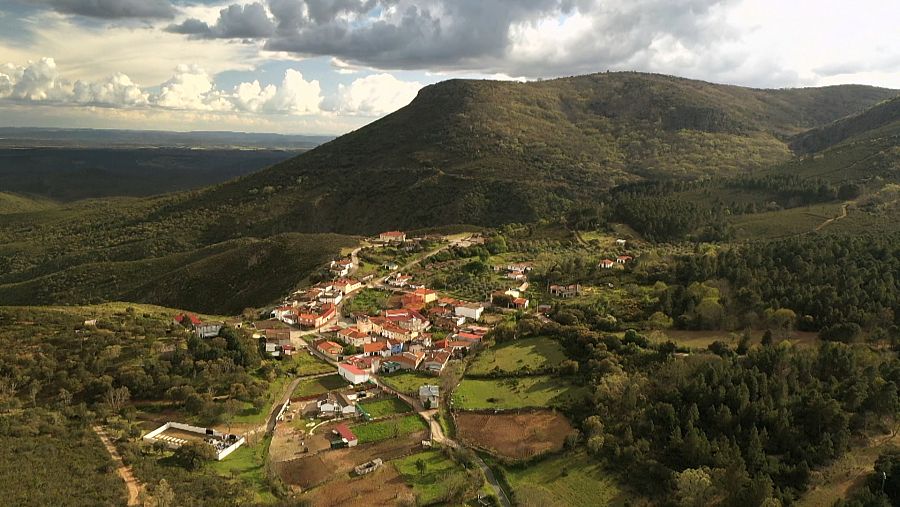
[453,332,484,344]
[338,362,370,384]
[316,339,344,359]
[332,278,363,294]
[512,297,530,310]
[385,351,425,371]
[616,255,633,264]
[337,328,371,347]
[332,423,358,447]
[388,274,413,288]
[362,340,390,357]
[347,355,381,373]
[420,350,451,373]
[297,304,337,329]
[378,231,407,242]
[330,259,354,277]
[599,259,615,269]
[174,312,222,339]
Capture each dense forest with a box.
[491,313,900,506]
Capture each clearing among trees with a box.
[456,410,574,460]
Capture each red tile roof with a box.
[339,362,367,376]
[334,423,357,442]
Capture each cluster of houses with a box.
[314,295,489,382]
[599,255,633,269]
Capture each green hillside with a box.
[0,192,57,214]
[790,96,900,154]
[0,72,896,311]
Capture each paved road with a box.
[94,426,142,506]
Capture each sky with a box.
[0,0,897,135]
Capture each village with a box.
[139,227,640,505]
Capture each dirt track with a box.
[94,426,142,506]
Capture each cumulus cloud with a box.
[335,73,421,115]
[233,69,322,113]
[167,2,275,39]
[0,57,323,115]
[156,64,232,111]
[32,0,176,19]
[0,58,71,101]
[73,73,149,106]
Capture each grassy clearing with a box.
[468,336,568,375]
[730,203,842,239]
[351,415,426,444]
[647,329,820,350]
[210,438,278,504]
[798,435,899,507]
[379,371,437,394]
[343,288,390,316]
[291,351,334,376]
[452,376,587,410]
[394,450,470,505]
[501,452,624,507]
[358,397,413,418]
[292,374,348,398]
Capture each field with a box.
[276,430,427,489]
[342,288,390,316]
[357,397,413,419]
[209,438,277,504]
[379,371,438,394]
[452,376,588,410]
[647,329,820,350]
[730,203,843,239]
[394,451,473,505]
[501,452,625,507]
[292,352,335,376]
[292,374,349,398]
[351,415,427,444]
[798,434,899,507]
[301,465,414,506]
[456,410,574,460]
[467,336,568,375]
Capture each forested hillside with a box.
[0,72,896,313]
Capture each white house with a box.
[454,303,485,321]
[338,362,370,385]
[317,392,357,417]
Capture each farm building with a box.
[338,362,371,384]
[332,423,358,448]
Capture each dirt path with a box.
[94,426,142,506]
[815,202,849,231]
[375,378,512,507]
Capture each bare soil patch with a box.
[302,465,414,506]
[456,410,574,460]
[275,430,427,489]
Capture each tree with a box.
[769,308,797,339]
[143,479,176,507]
[675,467,714,507]
[174,441,216,470]
[415,458,427,476]
[104,386,131,414]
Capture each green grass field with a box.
[210,438,277,504]
[379,371,438,394]
[468,336,568,375]
[292,374,349,398]
[351,415,427,444]
[451,376,588,410]
[730,203,842,239]
[501,452,624,507]
[292,351,335,376]
[394,451,471,505]
[357,397,413,419]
